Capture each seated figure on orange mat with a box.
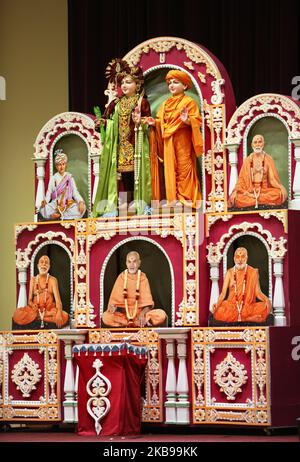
[13,255,69,328]
[102,251,167,327]
[212,247,271,323]
[228,134,287,209]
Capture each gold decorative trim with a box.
[123,36,222,80]
[0,331,60,422]
[204,104,227,213]
[191,327,270,426]
[33,112,102,160]
[16,230,74,270]
[226,93,300,145]
[75,214,199,327]
[206,221,287,264]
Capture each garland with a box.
[35,273,49,328]
[233,265,247,322]
[123,269,141,322]
[250,153,265,208]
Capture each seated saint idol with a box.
[40,150,86,220]
[228,134,287,209]
[102,251,167,327]
[13,255,69,328]
[212,247,271,323]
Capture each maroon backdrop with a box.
[68,0,300,113]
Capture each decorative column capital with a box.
[290,137,300,148]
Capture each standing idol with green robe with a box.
[93,64,152,217]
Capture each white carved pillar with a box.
[176,336,190,424]
[209,262,220,313]
[157,328,191,425]
[226,143,239,196]
[57,330,88,423]
[164,339,177,424]
[63,339,76,423]
[91,153,100,205]
[73,336,85,423]
[272,257,286,326]
[34,158,46,211]
[17,268,28,308]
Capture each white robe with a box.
[40,172,86,220]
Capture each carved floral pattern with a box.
[86,359,112,435]
[213,352,248,401]
[11,353,41,398]
[226,94,300,145]
[1,332,59,421]
[123,37,221,80]
[192,327,270,426]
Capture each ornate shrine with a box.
[1,37,300,433]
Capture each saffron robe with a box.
[154,94,203,208]
[213,265,270,323]
[102,271,166,327]
[13,282,69,327]
[230,153,287,208]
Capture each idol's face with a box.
[56,160,67,175]
[121,75,137,97]
[252,135,265,154]
[167,78,187,96]
[234,249,248,270]
[38,256,50,274]
[126,255,140,274]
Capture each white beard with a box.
[235,263,247,270]
[253,147,263,154]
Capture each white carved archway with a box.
[226,93,300,207]
[33,111,102,215]
[206,221,287,325]
[99,236,175,325]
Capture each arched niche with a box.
[226,93,300,208]
[32,243,72,319]
[144,66,203,189]
[245,116,289,195]
[122,36,237,213]
[52,133,89,215]
[100,238,173,327]
[224,234,271,299]
[33,111,101,218]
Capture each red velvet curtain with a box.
[68,0,300,113]
[74,350,147,436]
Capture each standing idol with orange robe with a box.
[150,70,203,208]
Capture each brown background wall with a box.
[0,0,68,329]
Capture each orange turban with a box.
[165,70,192,89]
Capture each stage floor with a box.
[0,426,298,443]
